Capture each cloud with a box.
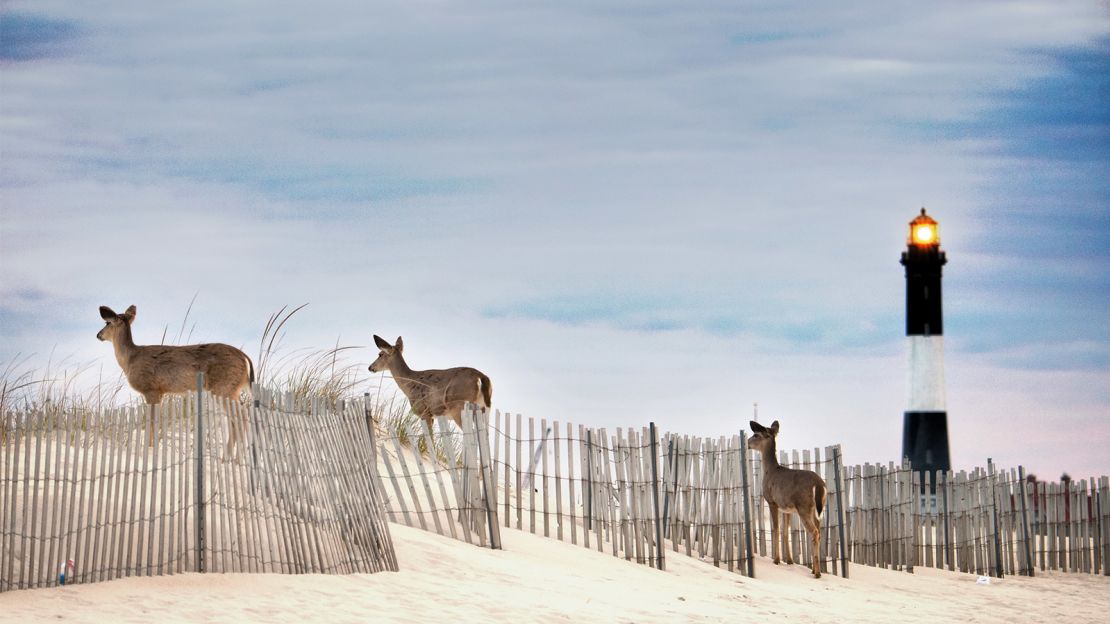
[0,11,81,62]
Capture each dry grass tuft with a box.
[255,304,371,404]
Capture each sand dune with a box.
[3,521,1108,623]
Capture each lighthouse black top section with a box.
[901,245,946,336]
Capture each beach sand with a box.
[3,521,1108,623]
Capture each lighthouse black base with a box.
[902,410,951,477]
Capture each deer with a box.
[368,335,492,429]
[96,305,255,455]
[747,420,828,578]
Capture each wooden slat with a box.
[0,412,12,590]
[502,412,511,530]
[566,422,577,546]
[579,425,590,551]
[600,429,618,558]
[464,413,487,545]
[528,416,536,535]
[553,420,563,541]
[516,414,523,531]
[541,418,550,538]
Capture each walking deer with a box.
[368,335,492,429]
[748,420,828,578]
[96,305,255,454]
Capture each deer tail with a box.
[245,354,256,384]
[815,479,827,517]
[478,372,493,408]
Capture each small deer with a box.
[748,420,828,578]
[97,305,254,453]
[368,335,492,429]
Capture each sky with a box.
[1,1,1108,480]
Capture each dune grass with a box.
[2,303,461,464]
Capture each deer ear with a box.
[373,335,391,350]
[749,421,764,433]
[770,420,780,435]
[395,336,403,352]
[121,305,137,323]
[99,306,117,320]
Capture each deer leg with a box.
[769,502,781,564]
[781,511,794,565]
[804,512,822,578]
[225,399,240,460]
[447,405,464,429]
[148,403,156,447]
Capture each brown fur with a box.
[98,305,254,452]
[748,419,828,578]
[368,335,492,429]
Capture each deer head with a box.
[747,419,780,454]
[97,305,137,342]
[369,335,404,372]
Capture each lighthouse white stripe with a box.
[906,335,946,411]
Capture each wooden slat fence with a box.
[1027,474,1109,576]
[0,382,397,592]
[484,413,668,569]
[482,411,1108,580]
[843,461,1110,578]
[482,413,849,578]
[662,434,752,574]
[371,406,500,549]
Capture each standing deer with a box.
[368,335,492,428]
[96,305,254,454]
[748,420,828,578]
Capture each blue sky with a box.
[1,1,1107,479]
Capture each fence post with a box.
[473,406,502,549]
[1100,476,1109,576]
[987,458,1004,578]
[648,423,664,570]
[739,432,755,578]
[908,460,917,574]
[832,445,849,579]
[1018,465,1034,576]
[195,372,205,574]
[661,438,674,540]
[942,470,952,571]
[585,430,594,532]
[363,392,377,463]
[248,392,262,496]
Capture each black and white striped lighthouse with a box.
[901,208,951,476]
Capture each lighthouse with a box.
[901,208,951,477]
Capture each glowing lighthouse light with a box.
[913,223,935,245]
[900,207,950,481]
[909,209,939,246]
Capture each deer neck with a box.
[111,324,140,370]
[387,354,418,391]
[758,440,782,472]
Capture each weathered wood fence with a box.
[0,380,397,592]
[475,412,849,578]
[378,409,1109,581]
[470,410,1106,579]
[842,460,1110,577]
[8,391,1107,592]
[370,406,501,549]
